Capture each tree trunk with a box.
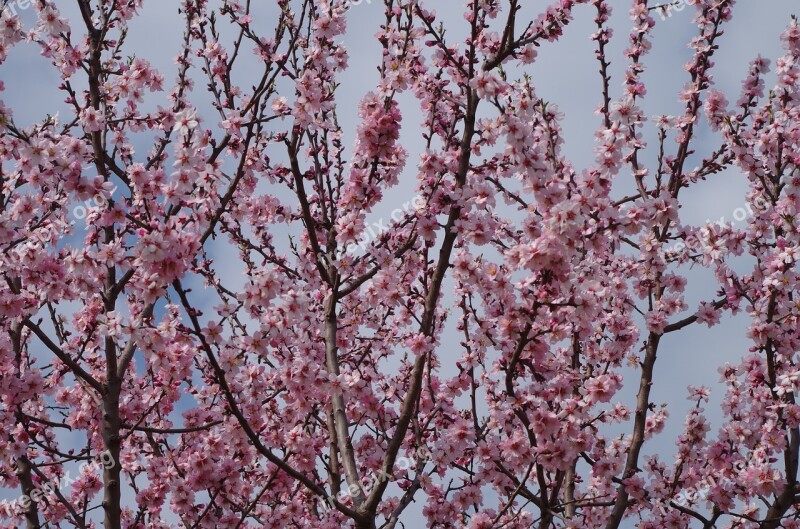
[15,457,40,529]
[102,380,122,529]
[355,517,377,529]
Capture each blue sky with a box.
[2,0,799,527]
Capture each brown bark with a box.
[15,457,40,529]
[101,378,122,529]
[604,334,660,529]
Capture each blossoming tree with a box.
[2,0,800,528]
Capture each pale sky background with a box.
[2,0,799,527]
